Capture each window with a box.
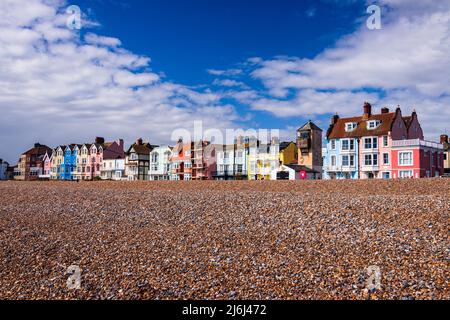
[151,153,159,163]
[399,152,413,166]
[185,150,191,157]
[349,155,355,167]
[383,153,389,165]
[184,162,192,168]
[345,122,357,132]
[331,140,336,150]
[364,137,378,149]
[383,136,389,147]
[341,139,355,151]
[367,120,381,129]
[382,172,391,179]
[237,164,243,173]
[342,155,349,167]
[444,153,447,161]
[184,174,191,181]
[224,152,229,159]
[331,155,336,166]
[236,151,243,158]
[364,154,378,166]
[399,170,413,178]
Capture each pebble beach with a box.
[0,179,448,300]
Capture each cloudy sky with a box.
[0,0,449,163]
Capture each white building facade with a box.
[149,146,172,181]
[101,158,125,180]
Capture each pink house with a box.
[88,137,105,179]
[326,103,443,179]
[391,140,444,178]
[40,152,52,179]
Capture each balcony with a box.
[327,166,356,172]
[392,139,443,150]
[361,165,379,172]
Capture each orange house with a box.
[169,139,192,180]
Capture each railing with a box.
[214,171,248,176]
[392,139,443,149]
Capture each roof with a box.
[22,144,52,157]
[298,120,322,132]
[327,112,396,139]
[285,164,320,173]
[127,142,157,155]
[279,141,295,152]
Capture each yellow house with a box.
[279,142,298,165]
[248,143,280,180]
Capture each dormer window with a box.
[367,120,381,130]
[345,122,357,132]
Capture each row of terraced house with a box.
[4,103,449,181]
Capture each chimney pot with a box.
[95,137,105,144]
[440,134,449,144]
[363,102,372,119]
[136,138,143,145]
[331,114,340,125]
[381,107,389,114]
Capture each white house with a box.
[271,164,321,180]
[149,146,172,181]
[101,158,125,180]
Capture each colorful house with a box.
[391,139,444,178]
[169,139,193,181]
[149,146,173,181]
[14,143,52,181]
[88,142,104,180]
[62,145,78,180]
[101,139,126,181]
[125,138,154,181]
[248,138,280,180]
[279,141,298,165]
[324,102,443,179]
[74,144,90,180]
[297,121,323,178]
[40,152,52,179]
[214,137,249,180]
[51,146,65,180]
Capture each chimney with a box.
[331,113,340,125]
[363,102,372,119]
[117,139,124,150]
[381,107,389,114]
[440,134,449,144]
[136,138,143,145]
[95,137,105,144]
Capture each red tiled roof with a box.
[327,112,396,139]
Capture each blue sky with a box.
[79,0,362,83]
[1,0,449,163]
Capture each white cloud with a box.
[85,33,122,47]
[207,68,243,76]
[213,79,248,88]
[0,0,239,162]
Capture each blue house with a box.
[63,145,78,180]
[323,134,359,180]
